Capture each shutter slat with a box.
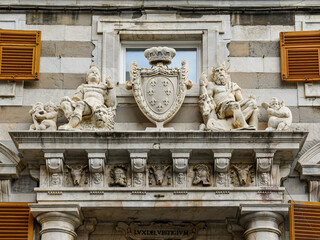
[280,30,320,81]
[0,203,33,240]
[290,201,320,240]
[0,29,41,80]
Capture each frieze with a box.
[116,222,206,240]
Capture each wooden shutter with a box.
[0,203,33,240]
[0,29,41,81]
[289,201,320,240]
[280,31,320,81]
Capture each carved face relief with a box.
[231,165,254,186]
[149,165,170,186]
[134,173,143,186]
[193,164,211,186]
[213,67,228,85]
[93,172,102,184]
[259,172,270,186]
[50,173,61,186]
[177,173,185,185]
[110,166,127,187]
[66,165,87,186]
[216,172,226,186]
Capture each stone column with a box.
[240,212,283,240]
[30,204,82,240]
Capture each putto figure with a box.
[59,65,116,131]
[29,102,59,130]
[262,97,292,131]
[199,63,259,130]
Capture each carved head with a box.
[269,97,281,110]
[111,166,127,187]
[232,165,253,186]
[193,164,211,186]
[211,63,229,85]
[199,94,214,117]
[30,102,45,115]
[93,105,114,129]
[44,101,58,113]
[66,165,87,186]
[86,65,101,84]
[150,165,170,185]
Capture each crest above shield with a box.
[126,46,192,130]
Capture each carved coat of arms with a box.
[126,47,192,129]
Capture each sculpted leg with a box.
[231,103,249,129]
[59,101,86,130]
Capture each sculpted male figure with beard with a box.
[59,65,116,130]
[199,63,259,130]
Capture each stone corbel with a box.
[255,152,274,186]
[87,152,106,187]
[45,152,64,187]
[171,152,190,187]
[130,152,148,187]
[214,152,231,187]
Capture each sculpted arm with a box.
[105,76,117,108]
[268,107,291,118]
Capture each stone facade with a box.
[1,1,320,240]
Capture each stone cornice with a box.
[10,131,307,160]
[0,1,319,12]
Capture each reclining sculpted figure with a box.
[59,65,116,131]
[199,63,259,130]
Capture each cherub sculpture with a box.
[29,102,59,130]
[59,65,116,130]
[262,97,292,131]
[199,63,259,130]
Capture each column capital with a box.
[30,204,82,240]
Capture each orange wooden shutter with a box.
[0,203,33,240]
[0,29,41,81]
[289,201,320,240]
[280,31,320,81]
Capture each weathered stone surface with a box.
[11,175,38,193]
[41,42,56,57]
[56,42,95,58]
[24,73,86,89]
[249,41,279,57]
[230,72,259,89]
[41,41,94,58]
[231,12,295,26]
[228,41,249,57]
[27,11,92,26]
[230,73,297,89]
[257,73,296,89]
[0,107,31,123]
[299,107,320,123]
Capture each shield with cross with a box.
[126,47,192,129]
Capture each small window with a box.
[0,29,41,81]
[280,30,320,82]
[122,41,201,83]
